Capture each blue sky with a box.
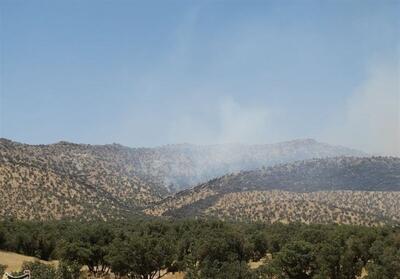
[0,0,399,155]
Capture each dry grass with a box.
[0,250,57,272]
[0,250,184,278]
[163,272,185,279]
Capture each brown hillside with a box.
[145,157,400,225]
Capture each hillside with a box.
[129,139,365,191]
[0,138,364,220]
[145,157,400,225]
[0,161,131,220]
[0,139,168,220]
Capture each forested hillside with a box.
[124,139,365,191]
[0,139,167,220]
[146,157,400,225]
[0,138,366,220]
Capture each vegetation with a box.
[0,264,6,277]
[14,261,57,279]
[203,190,400,225]
[145,157,400,225]
[0,137,364,199]
[0,138,169,220]
[1,138,398,223]
[10,261,81,279]
[0,219,399,278]
[0,139,399,278]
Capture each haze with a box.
[0,0,399,156]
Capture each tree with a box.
[0,227,6,249]
[17,261,57,279]
[56,260,82,279]
[312,240,342,279]
[189,228,253,279]
[270,240,315,279]
[366,238,400,279]
[250,231,269,261]
[108,232,175,279]
[339,237,365,279]
[59,224,113,276]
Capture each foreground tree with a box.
[17,261,57,279]
[187,228,253,279]
[366,237,400,279]
[269,240,315,279]
[107,232,175,279]
[312,240,343,279]
[56,260,82,279]
[59,224,113,277]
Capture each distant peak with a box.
[52,140,82,147]
[0,138,16,145]
[280,138,318,145]
[298,138,318,144]
[55,141,74,145]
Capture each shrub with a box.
[18,261,57,279]
[0,264,7,277]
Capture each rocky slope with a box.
[131,139,365,191]
[0,138,371,220]
[144,157,400,225]
[0,161,130,220]
[0,139,168,220]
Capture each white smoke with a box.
[167,97,281,145]
[217,98,277,144]
[322,61,400,156]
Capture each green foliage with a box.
[59,223,113,276]
[0,220,58,260]
[366,234,400,279]
[0,219,399,278]
[183,225,254,279]
[107,226,175,279]
[56,261,82,279]
[269,240,315,279]
[250,231,269,260]
[18,261,57,279]
[312,240,343,279]
[13,261,83,279]
[0,226,6,249]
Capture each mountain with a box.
[119,138,365,192]
[144,157,400,225]
[0,139,168,220]
[0,138,368,220]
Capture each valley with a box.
[1,138,386,223]
[145,157,400,225]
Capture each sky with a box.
[0,0,399,155]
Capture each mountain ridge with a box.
[1,137,366,192]
[2,138,393,223]
[144,156,400,225]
